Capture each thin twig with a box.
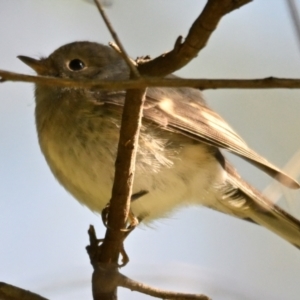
[286,0,300,52]
[119,274,210,300]
[97,87,147,261]
[2,69,300,90]
[93,0,140,78]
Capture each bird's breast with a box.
[35,95,225,222]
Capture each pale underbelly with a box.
[43,139,226,222]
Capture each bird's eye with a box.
[68,59,85,71]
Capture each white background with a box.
[1,1,300,299]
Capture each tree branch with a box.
[0,282,48,300]
[1,70,300,90]
[1,0,256,300]
[89,1,147,299]
[138,0,252,76]
[86,0,252,300]
[119,274,210,300]
[86,227,210,300]
[93,0,140,78]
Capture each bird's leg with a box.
[100,190,148,267]
[101,189,148,230]
[126,189,148,230]
[101,203,110,228]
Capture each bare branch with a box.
[90,3,146,300]
[0,282,49,300]
[286,0,300,52]
[86,227,210,300]
[2,69,300,90]
[85,2,252,300]
[138,0,252,76]
[98,88,146,261]
[119,274,210,300]
[0,1,255,300]
[93,0,140,78]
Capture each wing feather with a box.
[144,87,299,189]
[93,86,299,189]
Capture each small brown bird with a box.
[19,41,300,248]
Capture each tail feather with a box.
[214,162,300,249]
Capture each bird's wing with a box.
[144,87,299,189]
[94,86,299,189]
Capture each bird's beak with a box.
[17,55,48,75]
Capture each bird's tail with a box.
[214,162,300,249]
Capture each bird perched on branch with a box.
[19,41,300,249]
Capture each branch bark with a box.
[0,282,48,300]
[98,88,146,264]
[119,274,210,300]
[2,70,300,90]
[1,0,255,300]
[88,0,252,300]
[138,0,252,76]
[86,226,210,300]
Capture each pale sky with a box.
[1,1,300,299]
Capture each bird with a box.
[18,41,300,249]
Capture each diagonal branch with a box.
[139,0,252,76]
[94,0,140,77]
[0,282,49,300]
